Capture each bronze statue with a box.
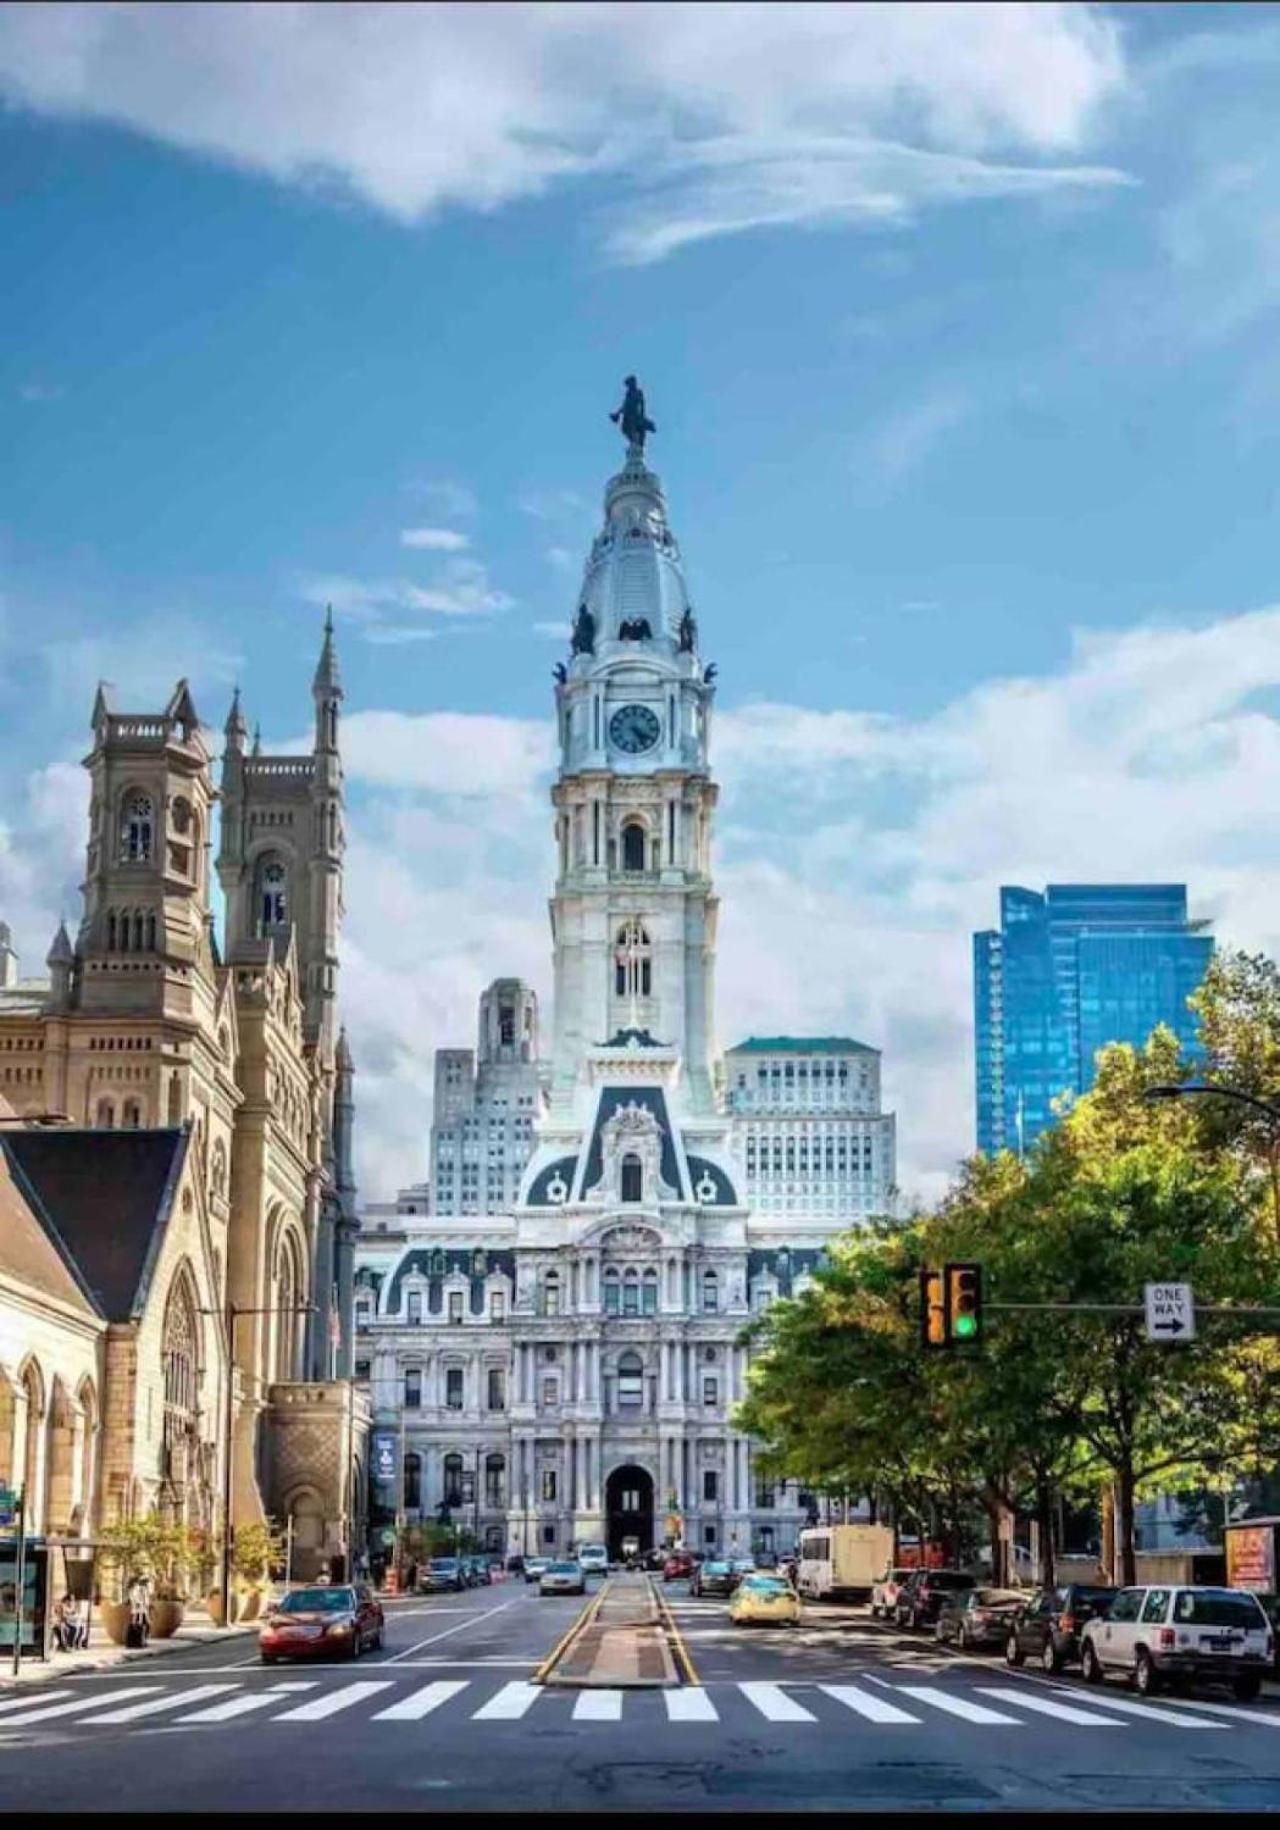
[610,375,656,451]
[677,607,697,654]
[570,603,596,656]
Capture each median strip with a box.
[533,1580,611,1685]
[537,1574,678,1689]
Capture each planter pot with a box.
[238,1590,262,1623]
[205,1589,241,1627]
[149,1600,185,1639]
[100,1600,132,1647]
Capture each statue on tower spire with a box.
[610,374,656,453]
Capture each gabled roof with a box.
[0,1146,102,1321]
[2,1127,189,1323]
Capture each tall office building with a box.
[430,980,547,1216]
[725,1038,895,1222]
[974,884,1214,1154]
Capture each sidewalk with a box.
[3,1606,260,1687]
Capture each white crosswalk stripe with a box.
[976,1688,1122,1727]
[92,1685,241,1725]
[572,1689,623,1721]
[0,1690,75,1717]
[0,1686,163,1726]
[372,1679,469,1721]
[822,1684,919,1724]
[894,1686,1023,1725]
[176,1691,292,1724]
[664,1689,719,1722]
[471,1681,542,1721]
[274,1682,394,1721]
[740,1682,817,1723]
[1038,1690,1226,1729]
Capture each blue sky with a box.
[5,3,1280,1200]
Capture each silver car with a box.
[539,1559,586,1597]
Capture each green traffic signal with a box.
[952,1312,977,1339]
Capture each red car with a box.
[259,1583,385,1664]
[663,1551,695,1581]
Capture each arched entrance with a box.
[605,1463,654,1563]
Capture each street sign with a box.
[380,1527,398,1548]
[1145,1282,1196,1342]
[0,1485,15,1527]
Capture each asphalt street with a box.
[2,1577,1280,1812]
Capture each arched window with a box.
[162,1279,199,1454]
[122,1099,142,1129]
[255,854,289,935]
[443,1452,464,1508]
[485,1454,505,1508]
[107,912,117,951]
[146,912,156,951]
[623,1267,640,1316]
[96,1099,115,1129]
[404,1452,422,1511]
[621,1154,643,1204]
[702,1269,719,1314]
[614,921,652,999]
[273,1232,305,1383]
[642,1268,659,1316]
[542,1271,561,1318]
[120,792,154,863]
[622,822,646,872]
[133,912,145,951]
[603,1267,621,1316]
[617,1352,644,1409]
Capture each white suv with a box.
[577,1544,608,1577]
[1081,1584,1272,1701]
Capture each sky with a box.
[4,2,1280,1205]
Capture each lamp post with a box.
[201,1300,315,1629]
[1145,1082,1280,1250]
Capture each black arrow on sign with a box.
[1152,1316,1185,1335]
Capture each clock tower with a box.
[548,411,719,1112]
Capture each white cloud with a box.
[403,478,477,519]
[298,557,512,624]
[864,383,976,482]
[533,619,571,640]
[400,526,469,552]
[545,547,575,573]
[0,2,1129,261]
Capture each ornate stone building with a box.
[354,412,872,1563]
[0,625,366,1575]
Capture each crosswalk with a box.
[0,1674,1270,1740]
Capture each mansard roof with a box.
[726,1036,878,1055]
[581,1085,685,1201]
[2,1126,189,1323]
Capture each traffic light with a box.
[920,1268,947,1348]
[947,1262,983,1344]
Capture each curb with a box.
[2,1620,261,1689]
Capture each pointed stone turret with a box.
[251,723,261,758]
[224,685,248,751]
[46,919,74,1011]
[313,605,341,695]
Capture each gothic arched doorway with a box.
[604,1463,654,1563]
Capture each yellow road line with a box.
[650,1577,700,1687]
[532,1579,610,1685]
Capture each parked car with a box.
[577,1544,609,1577]
[894,1569,977,1629]
[690,1559,736,1598]
[663,1551,695,1581]
[935,1587,1025,1652]
[260,1583,384,1664]
[419,1557,467,1594]
[727,1559,758,1592]
[729,1573,802,1628]
[871,1568,915,1621]
[1005,1583,1118,1674]
[1081,1584,1273,1700]
[469,1557,493,1586]
[506,1555,526,1576]
[540,1560,587,1597]
[523,1556,551,1584]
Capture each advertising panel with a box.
[372,1432,398,1490]
[1225,1523,1276,1594]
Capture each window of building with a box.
[621,821,646,872]
[487,1368,505,1411]
[490,1290,506,1323]
[485,1454,505,1508]
[444,1453,463,1507]
[613,920,652,998]
[755,1483,775,1510]
[703,1376,718,1407]
[256,854,289,933]
[622,1268,640,1315]
[404,1369,422,1409]
[445,1368,463,1409]
[356,1299,372,1330]
[617,1353,643,1409]
[543,1273,561,1317]
[603,1268,621,1316]
[541,1378,558,1408]
[621,1155,643,1203]
[404,1452,422,1510]
[406,1290,422,1325]
[354,1358,370,1380]
[703,1470,718,1502]
[121,791,154,863]
[702,1270,719,1313]
[448,1290,464,1324]
[642,1268,658,1315]
[541,1469,557,1502]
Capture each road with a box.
[3,1575,1280,1812]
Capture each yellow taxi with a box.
[729,1572,802,1628]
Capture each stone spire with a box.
[224,685,248,751]
[46,919,73,1010]
[313,605,341,695]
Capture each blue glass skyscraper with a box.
[973,885,1214,1155]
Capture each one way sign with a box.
[1145,1282,1196,1343]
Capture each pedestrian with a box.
[125,1572,151,1649]
[53,1593,88,1652]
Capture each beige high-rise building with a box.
[0,621,367,1575]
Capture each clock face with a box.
[609,702,661,754]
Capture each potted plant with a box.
[230,1518,283,1620]
[97,1517,156,1647]
[148,1518,193,1639]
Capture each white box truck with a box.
[797,1524,896,1600]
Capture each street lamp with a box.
[200,1301,316,1629]
[1145,1082,1280,1249]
